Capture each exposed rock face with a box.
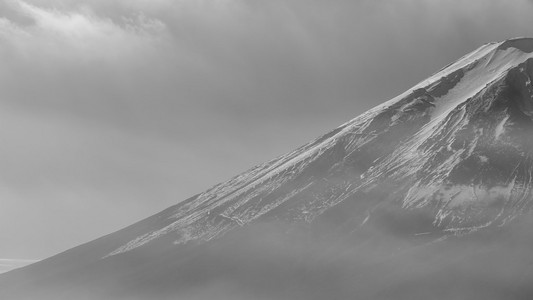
[3,38,533,300]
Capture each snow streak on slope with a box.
[105,38,533,258]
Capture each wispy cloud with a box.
[0,258,38,274]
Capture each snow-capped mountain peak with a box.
[99,38,533,257]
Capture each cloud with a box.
[0,258,38,274]
[0,0,167,59]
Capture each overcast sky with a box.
[1,0,533,265]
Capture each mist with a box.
[8,207,533,300]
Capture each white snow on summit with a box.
[103,38,533,257]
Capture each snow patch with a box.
[495,114,509,139]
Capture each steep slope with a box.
[3,38,533,300]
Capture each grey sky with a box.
[1,0,533,260]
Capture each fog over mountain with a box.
[3,37,533,300]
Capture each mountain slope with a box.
[3,38,533,300]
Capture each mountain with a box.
[3,38,533,300]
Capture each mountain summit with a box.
[3,38,533,300]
